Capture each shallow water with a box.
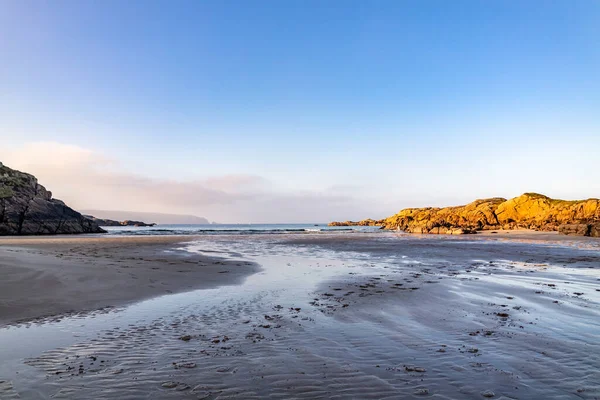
[1,233,599,399]
[102,223,382,236]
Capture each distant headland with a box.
[330,193,600,237]
[83,216,156,227]
[80,210,209,225]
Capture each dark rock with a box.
[84,216,156,227]
[589,223,600,237]
[558,224,591,236]
[0,163,105,235]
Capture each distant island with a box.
[330,193,600,237]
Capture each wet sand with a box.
[0,236,260,327]
[0,232,599,399]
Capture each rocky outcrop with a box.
[122,220,156,227]
[0,162,105,235]
[85,216,156,227]
[330,193,600,236]
[492,193,600,232]
[558,224,591,236]
[328,219,383,227]
[558,223,600,238]
[382,197,506,234]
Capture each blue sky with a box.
[1,1,599,222]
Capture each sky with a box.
[0,0,599,223]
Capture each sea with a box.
[102,223,383,235]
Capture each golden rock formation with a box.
[329,193,600,236]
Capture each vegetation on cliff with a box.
[329,193,600,237]
[0,162,105,235]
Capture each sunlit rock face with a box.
[0,162,105,235]
[382,193,600,235]
[331,193,600,236]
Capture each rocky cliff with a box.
[330,193,600,237]
[0,162,105,235]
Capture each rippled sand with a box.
[0,233,599,399]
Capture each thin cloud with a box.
[0,141,381,223]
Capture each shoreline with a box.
[0,230,596,326]
[398,228,600,243]
[0,235,260,327]
[0,230,595,327]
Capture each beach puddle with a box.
[0,234,599,399]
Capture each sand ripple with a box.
[2,234,599,399]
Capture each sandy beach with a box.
[0,236,260,327]
[0,232,599,399]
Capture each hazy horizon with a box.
[1,1,598,223]
[80,209,210,225]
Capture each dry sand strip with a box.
[0,235,260,327]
